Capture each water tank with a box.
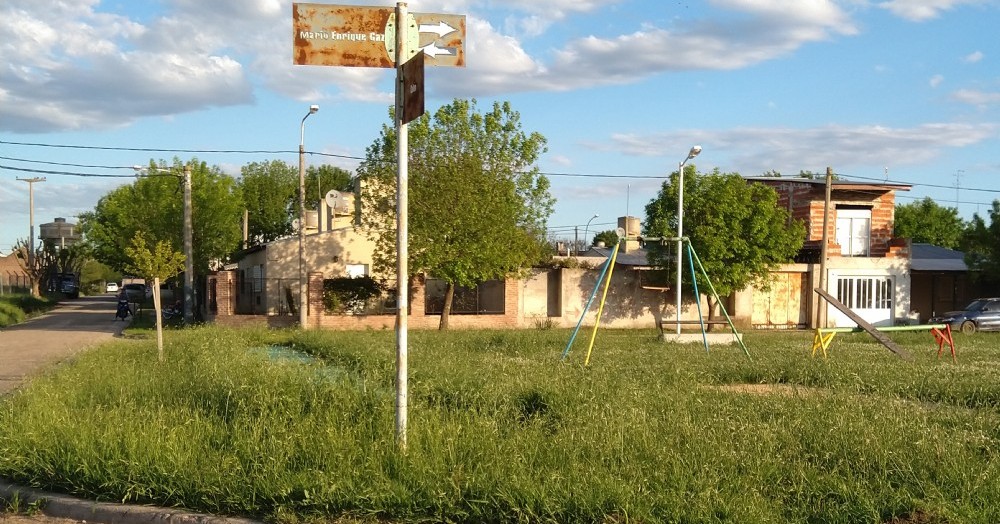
[39,217,80,246]
[618,216,641,237]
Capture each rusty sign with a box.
[292,3,465,68]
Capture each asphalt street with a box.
[0,294,128,395]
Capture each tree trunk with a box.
[439,282,455,330]
[706,295,716,332]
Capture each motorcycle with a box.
[115,298,132,320]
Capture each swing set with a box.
[562,237,751,365]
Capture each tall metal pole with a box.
[675,146,701,336]
[18,177,45,295]
[299,105,319,329]
[395,1,410,450]
[183,164,194,324]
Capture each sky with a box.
[2,0,999,255]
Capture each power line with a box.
[0,165,164,178]
[0,155,137,170]
[0,139,365,161]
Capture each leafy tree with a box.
[593,229,620,247]
[893,197,965,249]
[82,159,243,276]
[238,160,297,246]
[125,231,186,362]
[644,167,805,314]
[962,201,1000,287]
[358,99,553,329]
[305,164,354,210]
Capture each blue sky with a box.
[2,0,999,254]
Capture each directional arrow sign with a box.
[293,3,465,68]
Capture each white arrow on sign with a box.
[418,21,457,38]
[421,42,455,58]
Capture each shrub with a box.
[322,276,384,314]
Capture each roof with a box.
[911,243,968,272]
[743,176,912,192]
[0,253,28,276]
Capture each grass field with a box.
[1,326,998,523]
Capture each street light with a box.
[675,145,701,336]
[299,104,319,329]
[581,213,599,255]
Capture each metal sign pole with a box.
[394,1,409,450]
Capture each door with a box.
[829,276,894,327]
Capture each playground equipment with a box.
[562,236,750,365]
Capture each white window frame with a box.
[836,207,871,257]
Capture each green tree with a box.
[82,159,243,276]
[593,229,620,247]
[644,167,805,314]
[238,160,297,246]
[962,201,1000,286]
[305,164,354,210]
[125,231,186,362]
[358,99,554,329]
[893,197,965,249]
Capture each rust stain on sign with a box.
[293,3,465,68]
[293,3,394,68]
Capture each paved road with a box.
[0,294,129,395]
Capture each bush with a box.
[0,294,52,327]
[322,276,384,314]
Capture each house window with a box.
[346,263,368,278]
[836,207,871,256]
[836,277,893,310]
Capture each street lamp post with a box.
[675,145,701,336]
[299,104,319,329]
[582,214,599,255]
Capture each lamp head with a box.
[309,104,319,114]
[688,145,702,159]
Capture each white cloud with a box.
[930,74,944,87]
[598,122,997,175]
[950,89,1000,106]
[963,50,984,63]
[438,0,858,96]
[876,0,979,21]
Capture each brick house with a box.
[738,177,913,328]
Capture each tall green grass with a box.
[0,294,53,327]
[1,327,999,522]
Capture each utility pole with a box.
[183,164,194,324]
[17,177,45,295]
[817,166,833,329]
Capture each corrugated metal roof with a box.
[911,243,968,272]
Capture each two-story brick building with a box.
[739,176,913,328]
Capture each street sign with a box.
[292,3,465,68]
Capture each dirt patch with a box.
[707,383,827,397]
[0,515,84,524]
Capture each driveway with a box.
[0,295,128,395]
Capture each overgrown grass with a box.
[1,326,999,523]
[0,294,53,328]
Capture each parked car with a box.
[122,283,150,301]
[930,298,1000,334]
[106,282,119,293]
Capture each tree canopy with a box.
[644,167,805,301]
[893,197,966,249]
[358,99,554,328]
[82,159,242,275]
[238,160,298,246]
[305,164,354,210]
[962,200,1000,285]
[593,230,620,248]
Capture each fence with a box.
[1,273,31,295]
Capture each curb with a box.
[1,481,261,524]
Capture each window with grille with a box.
[836,277,893,310]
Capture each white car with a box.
[106,282,119,293]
